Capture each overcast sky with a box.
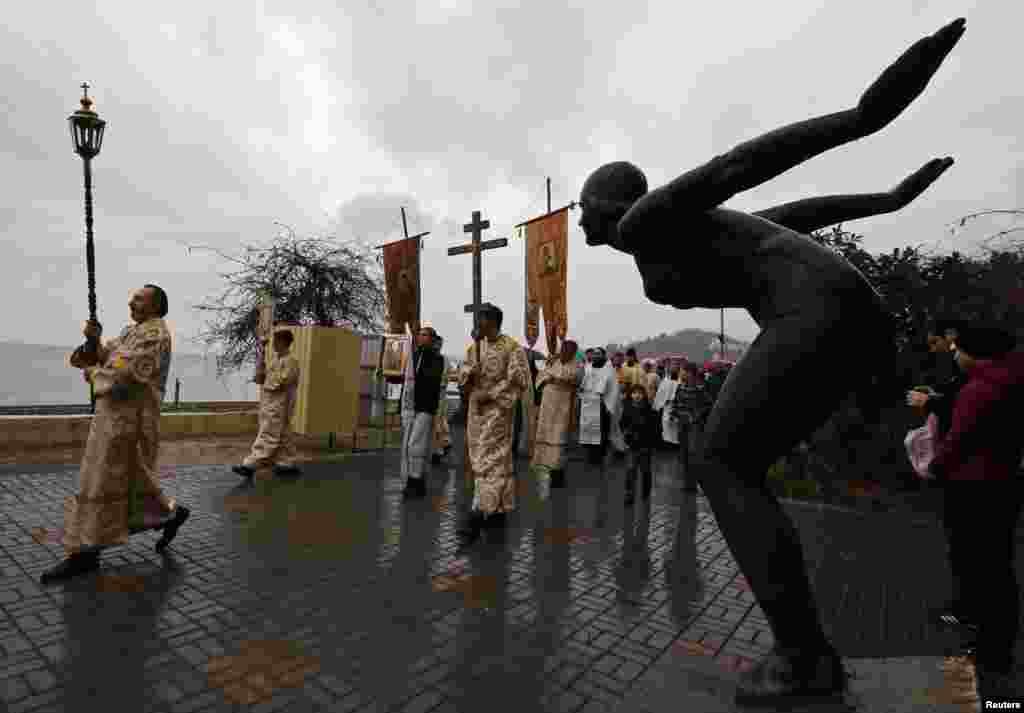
[3,0,1021,360]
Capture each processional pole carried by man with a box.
[67,84,107,414]
[374,209,430,436]
[447,210,508,486]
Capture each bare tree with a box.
[948,209,1024,251]
[190,224,386,376]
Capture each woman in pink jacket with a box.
[928,323,1023,697]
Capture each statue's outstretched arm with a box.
[619,20,965,249]
[753,157,954,234]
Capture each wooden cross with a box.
[447,210,508,489]
[448,211,508,327]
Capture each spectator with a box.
[909,319,967,439]
[672,364,713,492]
[620,383,659,505]
[612,351,627,386]
[928,323,1024,696]
[907,318,968,630]
[641,359,660,401]
[653,367,681,451]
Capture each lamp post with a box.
[68,83,107,414]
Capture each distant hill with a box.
[606,328,750,362]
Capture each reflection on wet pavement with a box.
[0,439,1006,712]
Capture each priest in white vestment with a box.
[653,368,680,447]
[578,347,622,465]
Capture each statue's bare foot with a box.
[858,18,966,132]
[891,157,955,206]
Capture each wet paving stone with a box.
[3,437,1021,711]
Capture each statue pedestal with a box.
[268,326,362,438]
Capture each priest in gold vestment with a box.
[42,285,190,584]
[456,303,530,547]
[531,338,582,492]
[234,329,301,479]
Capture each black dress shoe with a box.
[550,469,566,489]
[485,512,507,529]
[402,477,427,500]
[232,465,255,479]
[457,511,485,548]
[155,506,190,553]
[735,648,847,707]
[484,512,508,543]
[40,551,100,584]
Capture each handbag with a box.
[904,413,939,480]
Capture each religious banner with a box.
[381,333,407,377]
[382,237,420,334]
[521,209,569,356]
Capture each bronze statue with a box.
[580,18,966,706]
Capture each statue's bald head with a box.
[579,162,647,251]
[582,162,647,205]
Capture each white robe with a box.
[653,378,680,445]
[578,363,622,446]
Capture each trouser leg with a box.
[641,449,652,497]
[948,480,1022,667]
[942,483,969,619]
[624,452,637,502]
[679,424,696,490]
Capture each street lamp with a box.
[68,83,107,413]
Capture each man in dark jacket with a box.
[928,324,1024,698]
[907,319,967,630]
[909,319,966,438]
[401,325,446,499]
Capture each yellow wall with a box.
[268,326,361,436]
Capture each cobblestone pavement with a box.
[1,427,1020,712]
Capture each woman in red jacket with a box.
[928,323,1024,694]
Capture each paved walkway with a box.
[0,427,1020,712]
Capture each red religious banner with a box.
[382,237,420,334]
[523,209,569,356]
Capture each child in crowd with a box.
[620,383,660,505]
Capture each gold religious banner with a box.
[522,208,569,356]
[382,237,420,334]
